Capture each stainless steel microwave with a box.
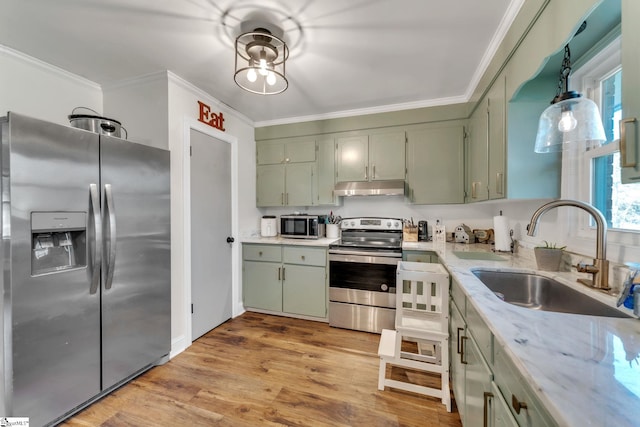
[280,215,325,239]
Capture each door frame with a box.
[182,116,238,345]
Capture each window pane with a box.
[601,70,622,142]
[592,152,640,231]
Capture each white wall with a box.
[167,72,258,355]
[0,45,102,124]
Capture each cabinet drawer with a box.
[494,346,556,427]
[243,244,282,262]
[451,278,466,315]
[283,246,326,266]
[466,301,493,366]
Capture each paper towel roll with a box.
[493,215,511,252]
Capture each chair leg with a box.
[378,357,387,391]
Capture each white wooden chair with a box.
[377,261,451,412]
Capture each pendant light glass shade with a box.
[534,96,606,153]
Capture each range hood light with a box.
[334,180,406,197]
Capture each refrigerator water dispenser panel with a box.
[31,212,87,275]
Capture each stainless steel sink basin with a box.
[472,269,631,318]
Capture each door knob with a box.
[226,237,235,243]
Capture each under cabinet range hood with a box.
[334,180,406,196]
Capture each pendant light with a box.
[534,44,606,153]
[234,23,288,95]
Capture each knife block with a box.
[403,225,418,242]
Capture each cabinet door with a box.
[450,300,467,424]
[285,138,316,163]
[336,135,368,182]
[464,331,493,427]
[285,162,314,206]
[257,141,285,165]
[243,261,282,312]
[316,138,338,205]
[282,264,326,317]
[488,74,506,200]
[406,126,465,204]
[256,164,285,206]
[369,131,406,180]
[491,382,519,427]
[468,99,489,202]
[621,0,640,183]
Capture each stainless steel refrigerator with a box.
[0,112,171,426]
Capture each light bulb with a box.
[558,110,577,132]
[266,72,276,86]
[258,59,268,76]
[247,68,257,83]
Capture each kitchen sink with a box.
[471,269,631,318]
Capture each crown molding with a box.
[1,44,101,91]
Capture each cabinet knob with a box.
[512,394,528,414]
[259,251,263,256]
[301,255,306,260]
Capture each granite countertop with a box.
[241,236,340,247]
[404,241,640,427]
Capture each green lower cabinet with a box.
[243,260,283,312]
[490,382,519,427]
[282,264,326,317]
[243,244,327,319]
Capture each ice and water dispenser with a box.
[31,212,86,275]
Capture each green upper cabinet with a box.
[621,0,640,183]
[336,131,405,182]
[369,131,406,180]
[256,137,317,207]
[406,124,465,204]
[467,99,489,202]
[488,74,506,200]
[316,138,338,205]
[336,135,369,182]
[257,137,316,165]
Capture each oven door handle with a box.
[329,252,401,265]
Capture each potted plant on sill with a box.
[534,241,566,271]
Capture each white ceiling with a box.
[1,0,521,125]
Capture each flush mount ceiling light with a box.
[534,40,606,153]
[234,22,289,95]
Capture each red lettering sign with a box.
[197,101,226,132]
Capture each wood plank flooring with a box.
[62,312,462,426]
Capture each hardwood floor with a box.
[62,312,462,426]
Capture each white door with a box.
[190,129,233,340]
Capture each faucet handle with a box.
[575,262,599,274]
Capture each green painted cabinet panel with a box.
[243,260,282,312]
[285,162,315,207]
[621,0,640,183]
[282,264,326,318]
[336,135,369,182]
[406,125,465,204]
[256,164,285,206]
[491,382,519,427]
[488,74,506,200]
[283,246,326,266]
[316,138,338,205]
[257,138,316,165]
[468,99,489,202]
[403,250,437,263]
[463,329,493,427]
[369,131,406,180]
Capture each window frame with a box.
[560,35,640,264]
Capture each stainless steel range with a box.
[328,217,403,333]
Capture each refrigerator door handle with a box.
[104,183,117,290]
[89,183,102,295]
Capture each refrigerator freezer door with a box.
[100,136,171,389]
[5,113,101,425]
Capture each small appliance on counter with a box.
[280,214,325,239]
[260,215,277,237]
[418,220,428,241]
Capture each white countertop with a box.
[241,236,340,247]
[406,241,640,427]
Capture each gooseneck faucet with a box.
[527,199,609,291]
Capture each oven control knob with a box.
[386,221,391,228]
[394,221,400,228]
[381,283,389,292]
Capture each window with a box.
[568,36,640,233]
[560,35,640,264]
